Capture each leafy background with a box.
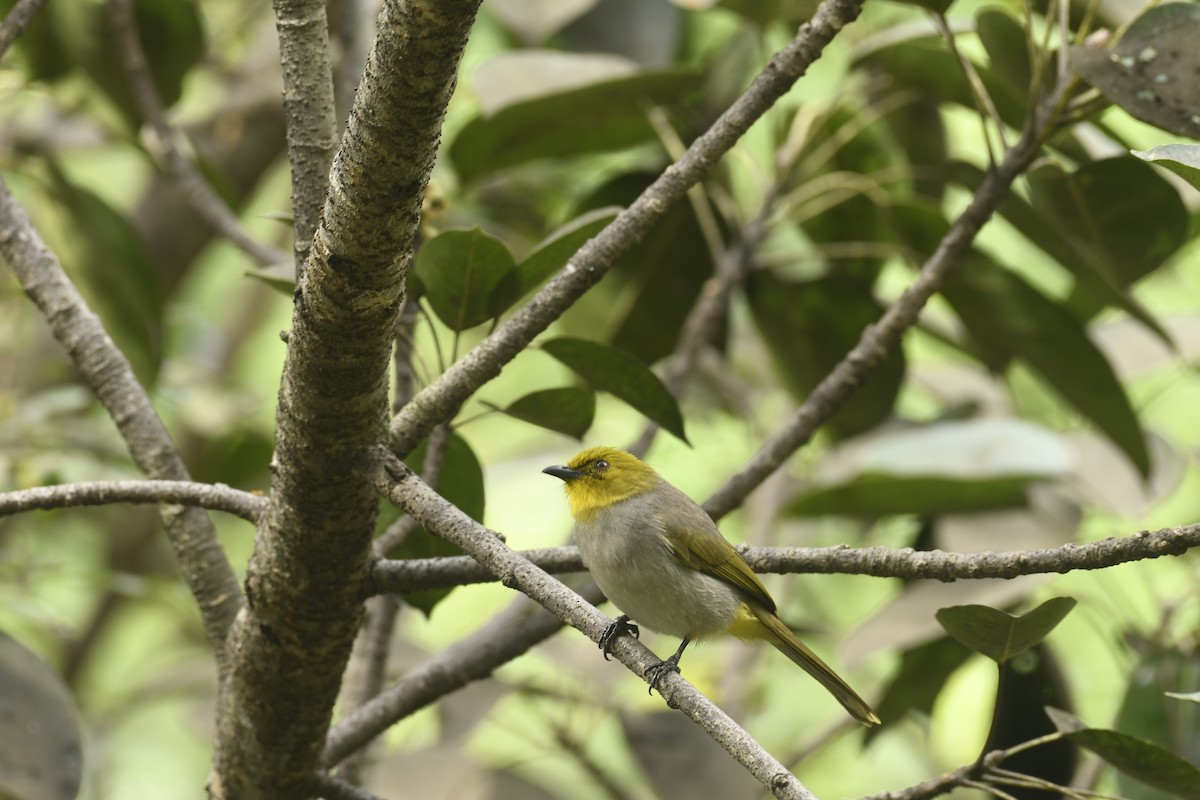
[2,0,1200,797]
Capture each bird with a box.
[543,445,880,726]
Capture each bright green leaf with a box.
[487,387,595,440]
[936,597,1077,664]
[415,228,516,331]
[1133,144,1200,192]
[489,207,619,319]
[540,337,687,443]
[942,257,1151,477]
[450,69,703,183]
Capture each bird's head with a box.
[543,446,659,520]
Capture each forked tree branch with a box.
[0,480,266,522]
[387,0,868,456]
[371,524,1200,592]
[368,449,818,800]
[0,180,244,670]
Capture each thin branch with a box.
[0,480,266,522]
[107,0,289,269]
[387,0,868,456]
[702,82,1070,521]
[271,0,339,277]
[364,448,818,800]
[323,590,601,768]
[370,523,1200,593]
[0,179,243,669]
[0,0,48,58]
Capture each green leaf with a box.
[1046,712,1200,800]
[488,207,619,319]
[868,636,972,743]
[540,337,687,443]
[942,257,1151,477]
[977,9,1032,94]
[789,475,1035,517]
[1070,3,1200,138]
[1115,643,1200,797]
[385,431,485,615]
[1133,144,1200,192]
[487,387,595,440]
[745,272,904,439]
[415,228,516,331]
[948,162,1173,345]
[45,165,163,386]
[936,597,1077,664]
[450,69,704,183]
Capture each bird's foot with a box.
[599,615,639,661]
[644,653,682,694]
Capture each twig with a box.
[387,0,868,456]
[107,0,289,269]
[270,0,338,277]
[309,773,386,800]
[702,81,1070,521]
[370,523,1200,593]
[0,480,266,522]
[0,0,48,59]
[0,178,243,669]
[364,448,818,800]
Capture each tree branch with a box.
[387,0,867,456]
[0,0,48,58]
[365,448,818,800]
[702,85,1068,521]
[0,179,243,669]
[107,0,289,269]
[210,2,483,796]
[371,523,1200,592]
[309,773,385,800]
[0,480,266,522]
[271,0,339,277]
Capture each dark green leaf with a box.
[1064,727,1200,800]
[386,431,485,615]
[450,69,703,183]
[541,337,687,443]
[977,9,1032,94]
[415,228,516,331]
[1071,3,1200,138]
[788,474,1034,517]
[868,636,972,742]
[745,272,904,439]
[1115,642,1200,798]
[45,165,163,386]
[489,207,619,319]
[1133,144,1200,193]
[942,257,1151,477]
[487,387,595,440]
[936,597,1077,664]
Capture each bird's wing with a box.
[657,510,777,614]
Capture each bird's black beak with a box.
[543,465,584,482]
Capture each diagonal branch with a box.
[0,0,48,58]
[703,84,1069,521]
[370,523,1200,592]
[0,480,266,522]
[387,0,867,456]
[107,0,289,269]
[0,179,244,669]
[367,449,818,800]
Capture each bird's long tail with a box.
[750,606,881,727]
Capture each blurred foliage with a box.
[2,0,1200,797]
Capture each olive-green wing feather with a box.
[655,505,777,614]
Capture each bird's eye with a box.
[594,459,610,472]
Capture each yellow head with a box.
[542,446,660,521]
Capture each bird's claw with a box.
[599,615,639,661]
[644,654,681,694]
